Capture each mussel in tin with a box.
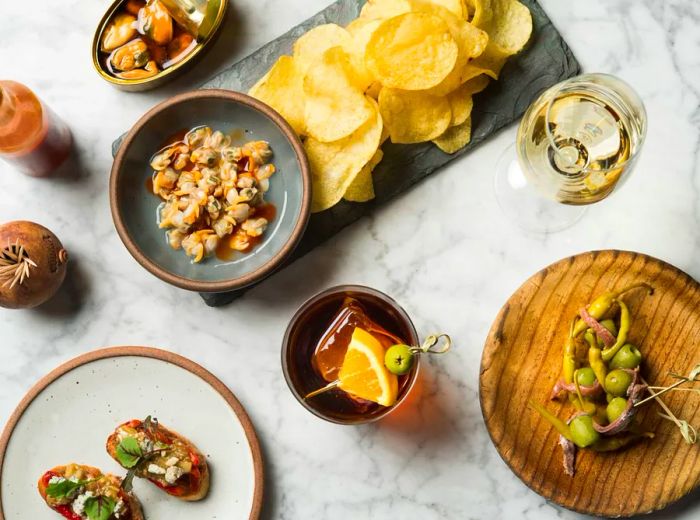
[166,32,195,65]
[110,39,150,71]
[97,0,206,83]
[101,13,137,51]
[138,0,173,45]
[117,60,159,79]
[124,0,145,16]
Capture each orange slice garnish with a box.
[338,327,398,406]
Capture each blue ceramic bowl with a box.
[110,89,311,292]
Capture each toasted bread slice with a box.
[106,418,209,501]
[38,464,144,520]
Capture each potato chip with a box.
[248,0,530,211]
[380,124,390,144]
[345,18,370,34]
[307,102,383,213]
[441,11,487,60]
[467,0,530,79]
[424,61,490,95]
[366,12,459,90]
[248,56,305,135]
[459,62,490,82]
[405,0,466,18]
[379,88,451,143]
[345,17,382,41]
[433,116,472,154]
[343,18,383,91]
[344,149,383,202]
[407,0,488,96]
[462,74,490,94]
[447,86,473,126]
[432,0,467,18]
[469,44,511,79]
[293,24,352,73]
[303,46,375,143]
[463,0,475,20]
[482,0,532,54]
[365,81,383,100]
[360,0,412,20]
[465,0,493,28]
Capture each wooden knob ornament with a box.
[0,221,68,309]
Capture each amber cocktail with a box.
[282,285,420,424]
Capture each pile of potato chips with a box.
[250,0,532,212]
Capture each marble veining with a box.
[1,0,699,518]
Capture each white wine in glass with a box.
[495,73,647,232]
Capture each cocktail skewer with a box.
[304,334,451,400]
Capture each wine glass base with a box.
[494,143,587,234]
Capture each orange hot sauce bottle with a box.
[0,81,72,177]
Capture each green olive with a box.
[596,319,618,346]
[600,319,618,336]
[384,344,414,375]
[609,344,642,370]
[569,415,600,448]
[605,369,633,397]
[606,393,614,403]
[575,367,597,387]
[606,397,628,423]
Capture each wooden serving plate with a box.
[480,250,700,517]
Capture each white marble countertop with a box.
[1,0,699,518]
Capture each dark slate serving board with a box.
[113,0,580,307]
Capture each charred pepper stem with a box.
[563,319,577,384]
[602,299,629,361]
[586,332,608,392]
[572,283,653,337]
[529,400,574,442]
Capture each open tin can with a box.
[92,0,227,91]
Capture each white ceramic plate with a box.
[0,347,264,519]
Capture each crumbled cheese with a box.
[140,438,154,453]
[147,464,166,475]
[165,457,179,467]
[165,466,184,485]
[68,475,80,483]
[72,491,94,516]
[48,476,65,485]
[114,498,125,519]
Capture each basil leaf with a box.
[46,478,85,499]
[116,437,143,468]
[84,495,116,520]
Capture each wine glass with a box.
[494,73,647,233]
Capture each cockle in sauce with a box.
[150,126,277,263]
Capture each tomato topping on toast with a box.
[106,416,209,501]
[37,464,143,520]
